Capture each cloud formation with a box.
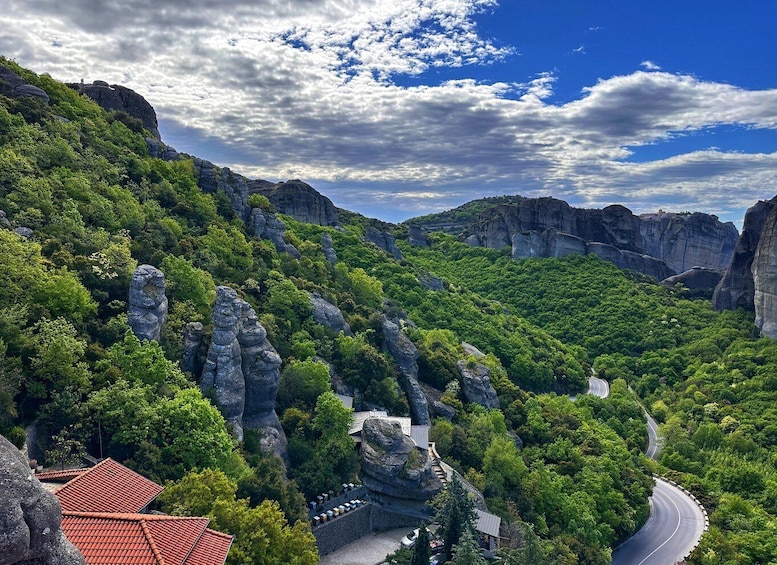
[2,0,776,224]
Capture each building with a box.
[36,459,232,565]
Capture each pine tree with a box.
[411,524,431,565]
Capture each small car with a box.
[400,528,420,548]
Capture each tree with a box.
[434,474,477,561]
[451,528,487,565]
[277,359,331,412]
[411,524,431,565]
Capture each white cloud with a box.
[0,1,776,225]
[641,60,661,70]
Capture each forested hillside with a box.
[0,57,772,564]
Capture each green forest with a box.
[1,57,775,564]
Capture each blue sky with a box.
[2,0,777,227]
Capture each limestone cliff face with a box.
[0,435,85,565]
[365,227,403,259]
[248,179,339,226]
[753,205,777,338]
[359,419,442,500]
[127,264,168,342]
[70,81,159,139]
[201,287,286,459]
[713,197,777,311]
[466,197,737,279]
[249,208,301,257]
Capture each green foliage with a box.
[411,524,431,565]
[248,193,275,213]
[277,358,331,412]
[433,474,477,560]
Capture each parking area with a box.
[318,527,408,565]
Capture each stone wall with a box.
[313,504,374,557]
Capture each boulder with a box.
[381,319,430,425]
[180,322,204,375]
[248,179,339,226]
[0,434,85,565]
[418,273,444,291]
[663,267,724,291]
[365,227,403,259]
[461,342,486,359]
[309,293,353,336]
[431,401,456,420]
[249,208,300,257]
[13,227,32,239]
[359,419,443,500]
[753,205,777,338]
[70,81,159,139]
[713,197,777,311]
[457,360,499,409]
[0,66,50,105]
[0,210,10,229]
[12,84,49,104]
[127,264,168,342]
[321,232,337,264]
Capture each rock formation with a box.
[180,322,204,375]
[0,210,11,229]
[418,273,444,291]
[0,434,85,565]
[309,293,353,336]
[70,81,159,139]
[466,197,738,279]
[248,179,339,226]
[13,227,32,239]
[127,264,168,342]
[381,319,430,425]
[457,360,499,409]
[713,197,777,311]
[321,232,337,264]
[249,208,301,257]
[359,419,443,500]
[663,267,724,292]
[201,287,286,458]
[0,66,50,105]
[406,224,429,247]
[753,205,777,338]
[365,227,403,259]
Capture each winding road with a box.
[584,376,706,564]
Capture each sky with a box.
[2,0,777,227]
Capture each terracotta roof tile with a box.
[62,512,232,565]
[35,468,88,482]
[55,458,163,513]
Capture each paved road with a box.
[645,412,662,461]
[611,478,706,565]
[587,375,610,399]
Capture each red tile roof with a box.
[62,512,233,565]
[35,467,88,482]
[55,458,163,513]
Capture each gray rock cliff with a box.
[663,267,724,292]
[70,81,159,139]
[407,224,429,247]
[180,322,204,375]
[365,227,403,259]
[713,197,777,311]
[467,197,737,279]
[753,205,777,338]
[127,264,168,342]
[457,360,499,409]
[0,66,50,105]
[381,319,430,425]
[359,419,443,500]
[201,287,286,458]
[321,232,337,264]
[248,179,339,226]
[0,435,85,565]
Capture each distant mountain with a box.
[405,195,527,234]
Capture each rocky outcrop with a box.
[180,322,204,375]
[0,66,50,105]
[418,274,444,291]
[321,233,337,264]
[466,197,738,279]
[359,419,443,500]
[461,342,486,359]
[127,264,168,342]
[0,210,11,229]
[309,293,352,336]
[0,434,85,565]
[249,208,300,257]
[201,287,286,458]
[663,267,724,291]
[193,157,251,221]
[407,224,429,247]
[145,138,180,161]
[13,227,32,239]
[753,205,777,338]
[381,319,430,425]
[248,179,339,226]
[713,197,777,311]
[70,81,158,138]
[366,227,403,260]
[431,401,456,420]
[457,360,499,409]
